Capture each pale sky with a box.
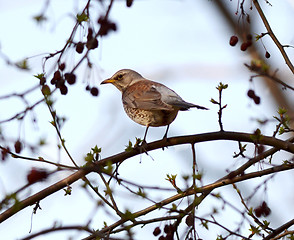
[1,0,294,239]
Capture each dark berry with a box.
[1,147,10,161]
[254,201,271,217]
[86,38,98,50]
[90,87,99,96]
[261,201,271,216]
[97,18,117,36]
[262,204,271,216]
[153,227,161,236]
[254,206,262,217]
[87,28,93,40]
[97,17,104,24]
[265,51,271,58]
[247,89,255,98]
[246,15,251,24]
[229,35,238,46]
[76,42,84,54]
[60,85,68,95]
[240,42,248,51]
[27,168,48,184]
[126,0,133,7]
[166,233,173,240]
[50,78,57,85]
[246,34,253,41]
[164,224,173,234]
[14,140,22,154]
[254,96,261,105]
[64,73,76,85]
[158,236,165,240]
[185,214,194,226]
[85,85,91,91]
[56,79,65,89]
[246,40,252,47]
[53,70,61,80]
[59,63,66,71]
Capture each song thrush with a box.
[101,69,208,142]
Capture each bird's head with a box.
[101,69,143,92]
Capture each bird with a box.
[101,69,208,143]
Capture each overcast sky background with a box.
[1,0,294,239]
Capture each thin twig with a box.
[253,0,294,74]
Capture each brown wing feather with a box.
[122,81,173,110]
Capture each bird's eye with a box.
[117,74,123,80]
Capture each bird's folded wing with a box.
[123,85,173,111]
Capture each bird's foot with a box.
[134,138,148,155]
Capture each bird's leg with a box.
[141,125,149,146]
[163,125,170,139]
[162,125,170,150]
[135,125,149,155]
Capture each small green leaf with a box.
[278,107,287,115]
[84,153,94,162]
[216,82,228,91]
[125,140,133,151]
[33,14,47,23]
[171,203,177,211]
[103,161,113,174]
[250,128,263,142]
[262,220,270,229]
[122,209,135,221]
[92,145,101,154]
[200,220,209,230]
[249,224,260,234]
[34,73,45,79]
[193,172,203,181]
[136,188,147,198]
[63,185,72,196]
[15,59,30,70]
[76,13,89,23]
[38,138,46,146]
[210,98,219,104]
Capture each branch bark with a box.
[1,131,294,225]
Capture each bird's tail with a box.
[193,104,209,110]
[170,100,209,111]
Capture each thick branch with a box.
[263,218,294,240]
[1,131,294,224]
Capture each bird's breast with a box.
[123,105,178,127]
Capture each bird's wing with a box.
[122,81,173,111]
[156,84,209,110]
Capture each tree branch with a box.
[1,131,294,230]
[253,0,294,74]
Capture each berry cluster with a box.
[86,85,99,97]
[97,16,117,36]
[50,63,76,95]
[254,201,271,217]
[229,34,253,51]
[75,28,99,54]
[153,224,175,240]
[14,140,22,154]
[247,89,261,104]
[230,34,271,58]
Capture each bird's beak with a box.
[100,78,115,85]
